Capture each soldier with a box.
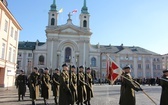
[160,69,168,105]
[119,65,142,105]
[70,65,78,105]
[41,68,51,105]
[84,67,93,105]
[77,66,87,105]
[52,68,60,105]
[28,67,40,105]
[15,70,27,101]
[59,64,72,105]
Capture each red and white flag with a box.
[106,55,123,84]
[72,9,77,13]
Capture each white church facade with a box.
[17,0,163,80]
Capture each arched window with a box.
[83,20,87,27]
[39,55,44,65]
[51,18,55,25]
[65,47,71,63]
[91,57,96,67]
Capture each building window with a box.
[120,56,124,60]
[4,20,8,32]
[157,65,160,69]
[17,61,21,69]
[83,20,87,27]
[1,43,5,59]
[138,64,142,69]
[8,47,12,62]
[14,31,18,40]
[65,47,71,63]
[157,58,160,62]
[153,65,156,70]
[91,57,96,67]
[13,50,16,63]
[10,27,14,37]
[39,55,44,65]
[138,56,142,60]
[51,18,55,25]
[28,53,32,57]
[102,62,106,68]
[18,52,22,57]
[129,56,133,60]
[52,14,54,16]
[84,16,86,18]
[146,64,150,69]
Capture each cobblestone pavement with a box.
[0,85,161,105]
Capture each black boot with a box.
[88,100,91,105]
[18,95,20,101]
[22,95,24,100]
[54,97,58,105]
[32,100,36,105]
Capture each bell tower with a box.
[80,0,90,30]
[48,0,58,27]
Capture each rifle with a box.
[69,65,72,87]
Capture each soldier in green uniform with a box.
[28,67,40,105]
[59,64,72,105]
[15,70,27,101]
[119,65,142,105]
[41,68,51,105]
[84,67,93,105]
[77,66,87,105]
[52,68,60,105]
[160,69,168,105]
[70,65,78,105]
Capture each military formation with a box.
[15,64,168,105]
[15,64,93,105]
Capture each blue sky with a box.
[7,0,168,55]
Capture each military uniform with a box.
[52,69,60,105]
[70,69,78,105]
[160,70,168,105]
[28,67,40,105]
[119,66,142,105]
[85,70,93,105]
[77,66,87,105]
[59,64,72,105]
[41,70,51,104]
[15,71,27,101]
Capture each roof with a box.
[18,41,45,50]
[91,45,160,55]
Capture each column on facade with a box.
[133,55,138,78]
[150,56,154,78]
[142,55,146,78]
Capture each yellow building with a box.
[0,0,22,87]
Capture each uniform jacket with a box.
[52,73,60,97]
[59,70,72,105]
[28,72,40,100]
[160,75,168,105]
[70,72,78,104]
[16,74,27,95]
[120,73,141,105]
[41,73,51,99]
[85,73,93,100]
[77,71,87,103]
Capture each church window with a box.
[65,47,71,63]
[91,57,96,67]
[83,20,87,27]
[52,14,54,16]
[51,18,55,25]
[84,16,86,18]
[39,55,44,65]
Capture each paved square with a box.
[0,85,161,105]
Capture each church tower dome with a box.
[48,0,58,27]
[80,0,90,30]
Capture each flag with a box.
[72,9,77,13]
[58,8,63,13]
[106,55,123,84]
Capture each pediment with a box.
[118,48,134,54]
[60,28,78,34]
